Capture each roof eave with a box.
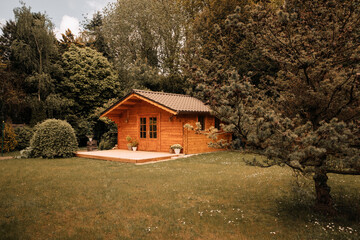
[100,90,178,118]
[176,110,212,115]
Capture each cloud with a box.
[55,15,80,39]
[87,0,116,12]
[87,1,105,11]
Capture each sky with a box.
[0,0,117,38]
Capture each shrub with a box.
[170,144,183,150]
[2,123,18,152]
[14,127,34,150]
[99,131,117,150]
[30,119,78,158]
[99,140,112,150]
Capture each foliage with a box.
[102,0,186,93]
[82,12,111,59]
[19,146,33,159]
[170,144,183,150]
[61,45,119,115]
[183,0,278,95]
[0,20,17,63]
[195,0,360,211]
[131,139,138,147]
[64,115,93,147]
[0,63,29,123]
[0,20,29,123]
[11,4,58,96]
[14,126,33,150]
[30,119,78,158]
[59,29,84,53]
[98,131,117,150]
[3,3,65,125]
[2,123,18,152]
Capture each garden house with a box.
[100,89,230,154]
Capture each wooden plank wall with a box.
[113,101,184,152]
[107,100,230,154]
[181,115,231,154]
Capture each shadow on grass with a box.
[0,219,26,240]
[275,193,360,224]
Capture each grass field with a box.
[0,151,359,239]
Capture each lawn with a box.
[0,151,359,239]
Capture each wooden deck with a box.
[76,149,182,163]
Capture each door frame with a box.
[137,113,160,151]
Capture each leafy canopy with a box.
[190,0,360,211]
[61,45,119,115]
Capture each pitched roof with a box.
[101,89,211,117]
[132,89,211,114]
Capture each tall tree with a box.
[183,0,278,97]
[82,12,110,59]
[61,45,119,115]
[102,0,186,93]
[60,45,120,144]
[194,0,360,212]
[0,20,29,123]
[9,4,62,124]
[0,20,17,64]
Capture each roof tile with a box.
[133,89,210,113]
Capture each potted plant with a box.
[131,139,138,151]
[126,135,132,150]
[170,144,182,154]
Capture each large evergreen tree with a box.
[82,12,111,59]
[194,0,360,212]
[60,45,120,144]
[61,45,119,115]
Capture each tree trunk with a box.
[313,168,335,213]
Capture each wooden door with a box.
[138,115,159,151]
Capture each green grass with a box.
[0,151,359,239]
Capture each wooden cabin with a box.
[100,89,230,154]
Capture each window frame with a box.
[198,115,205,131]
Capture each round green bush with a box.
[30,119,78,158]
[14,127,34,150]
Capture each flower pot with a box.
[174,148,181,154]
[132,147,137,151]
[127,145,132,151]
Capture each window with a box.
[140,117,157,139]
[215,117,220,130]
[198,116,205,130]
[140,117,146,138]
[149,117,157,138]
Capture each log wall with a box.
[106,100,230,154]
